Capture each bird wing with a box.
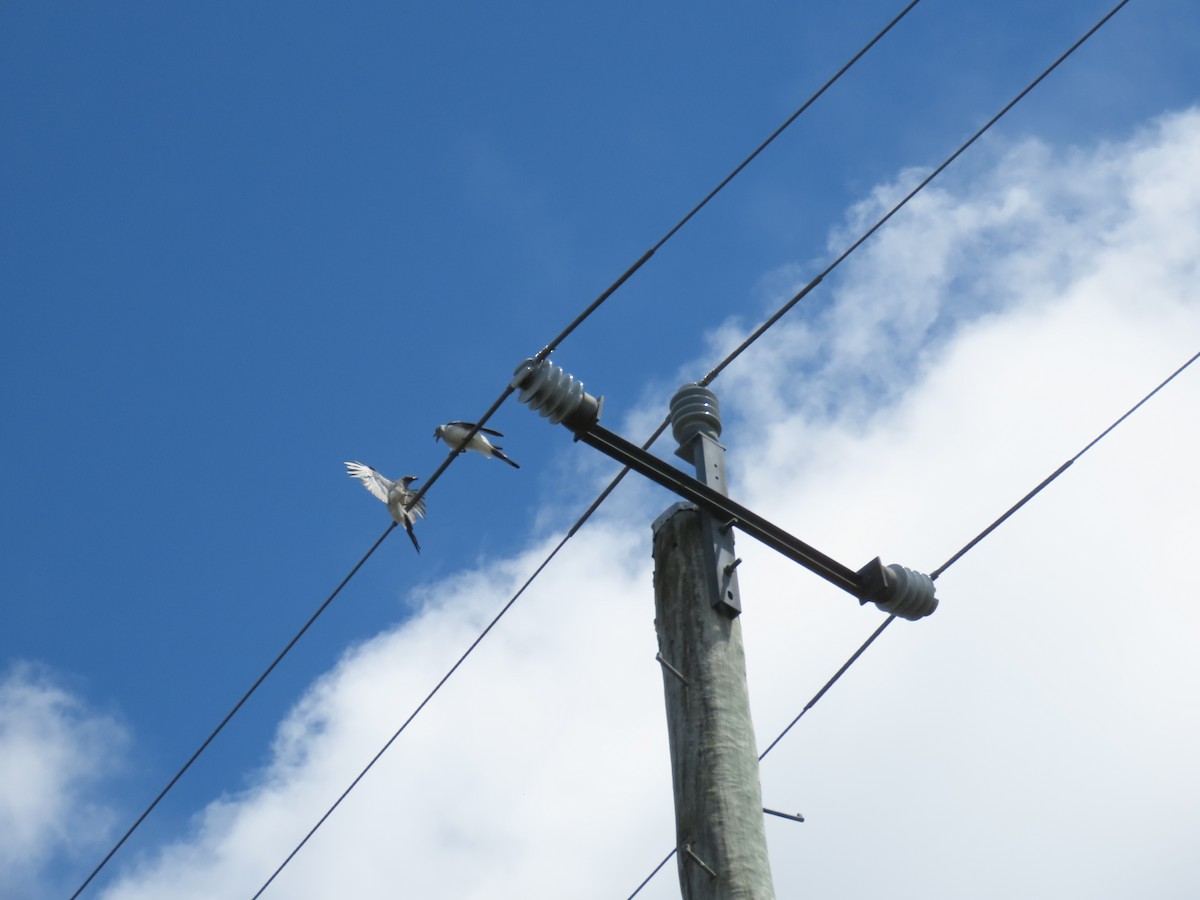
[345,461,392,504]
[447,420,504,437]
[407,494,427,519]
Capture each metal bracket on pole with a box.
[511,358,938,620]
[681,844,719,881]
[763,808,806,824]
[656,652,690,687]
[670,384,742,616]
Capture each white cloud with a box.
[95,530,674,899]
[76,107,1200,898]
[0,663,127,896]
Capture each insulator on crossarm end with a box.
[855,557,938,621]
[511,358,603,432]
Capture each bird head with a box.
[401,475,419,487]
[433,425,445,442]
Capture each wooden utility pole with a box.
[651,385,775,899]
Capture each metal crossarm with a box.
[578,422,864,596]
[512,357,937,620]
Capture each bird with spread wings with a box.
[344,461,426,552]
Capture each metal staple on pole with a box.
[763,808,806,824]
[655,652,690,687]
[681,844,719,881]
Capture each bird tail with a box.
[493,448,520,469]
[404,521,421,553]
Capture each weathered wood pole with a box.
[651,384,775,900]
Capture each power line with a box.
[929,346,1200,579]
[530,0,922,364]
[67,523,396,900]
[626,345,1200,897]
[403,0,923,514]
[700,0,1133,388]
[756,614,897,763]
[627,612,897,899]
[251,3,1138,892]
[68,7,914,897]
[249,418,672,900]
[626,848,678,900]
[751,349,1200,764]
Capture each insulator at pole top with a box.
[669,383,722,449]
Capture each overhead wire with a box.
[66,523,397,900]
[774,345,1200,741]
[249,418,674,900]
[761,344,1200,757]
[626,344,1200,897]
[928,345,1200,579]
[70,6,919,898]
[404,0,921,513]
[700,0,1134,389]
[253,2,1141,894]
[626,611,897,898]
[527,0,922,364]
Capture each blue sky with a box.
[3,2,1199,897]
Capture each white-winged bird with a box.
[433,421,520,468]
[344,461,426,552]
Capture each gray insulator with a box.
[511,358,602,430]
[669,383,723,446]
[878,564,938,620]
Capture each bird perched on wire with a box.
[344,461,426,552]
[434,421,520,468]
